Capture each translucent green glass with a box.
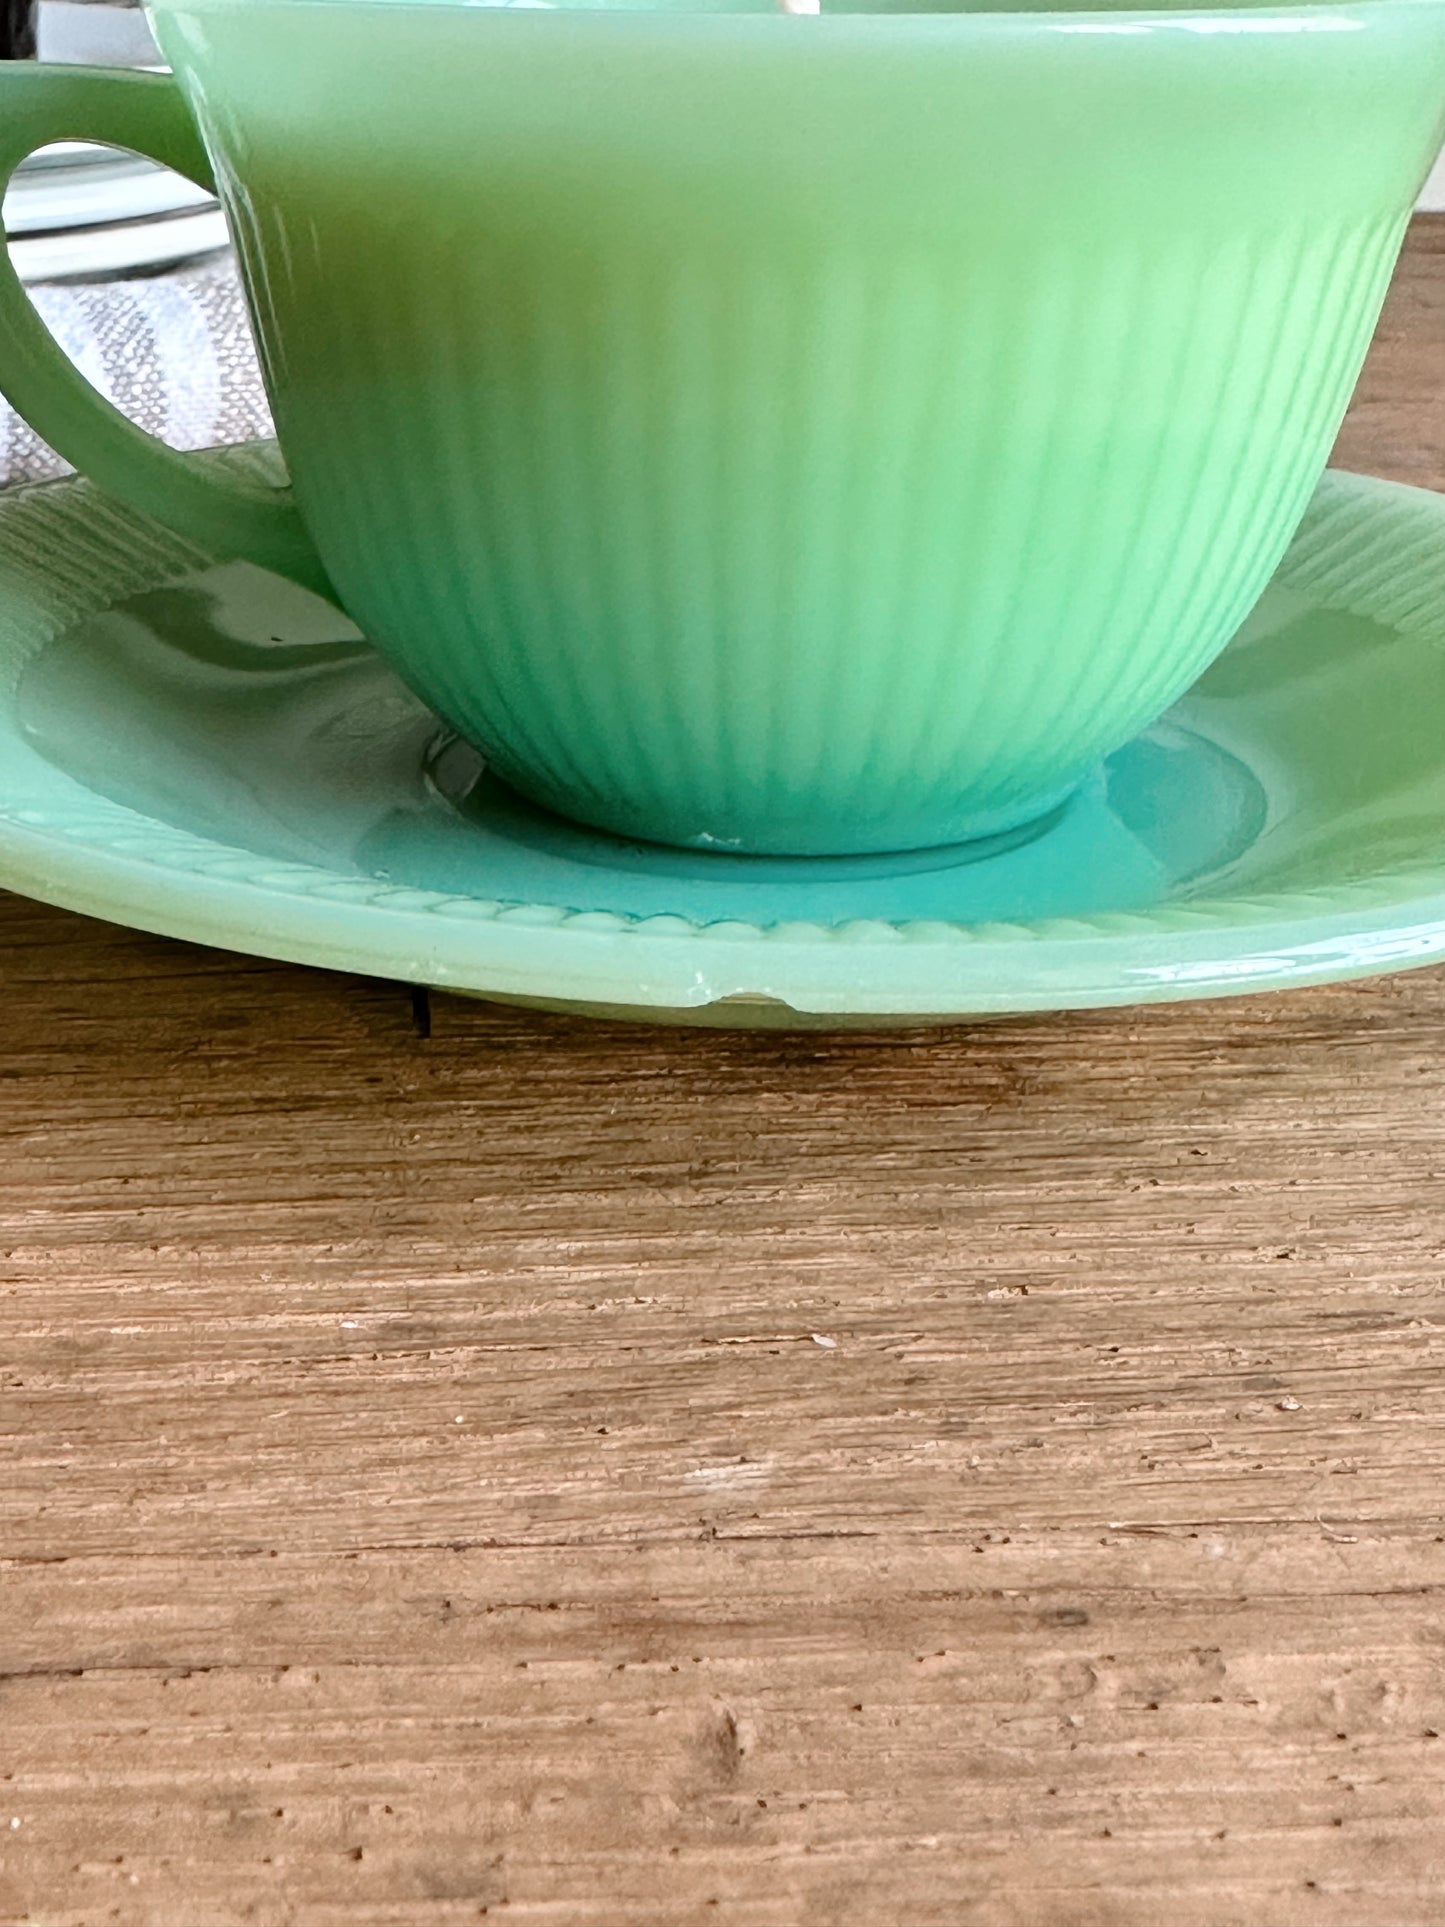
[1,0,1445,852]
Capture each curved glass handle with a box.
[0,65,332,596]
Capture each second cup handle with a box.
[0,64,332,597]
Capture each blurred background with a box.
[0,0,269,488]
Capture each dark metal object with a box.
[0,0,36,59]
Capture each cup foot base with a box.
[473,767,1085,862]
[429,739,1085,870]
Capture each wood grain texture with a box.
[6,219,1445,1927]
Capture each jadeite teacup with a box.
[1,0,1444,854]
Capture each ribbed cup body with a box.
[156,0,1445,854]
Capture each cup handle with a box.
[0,65,332,597]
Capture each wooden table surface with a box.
[7,220,1445,1927]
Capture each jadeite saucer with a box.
[4,443,1445,1028]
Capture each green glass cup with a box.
[1,0,1444,855]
